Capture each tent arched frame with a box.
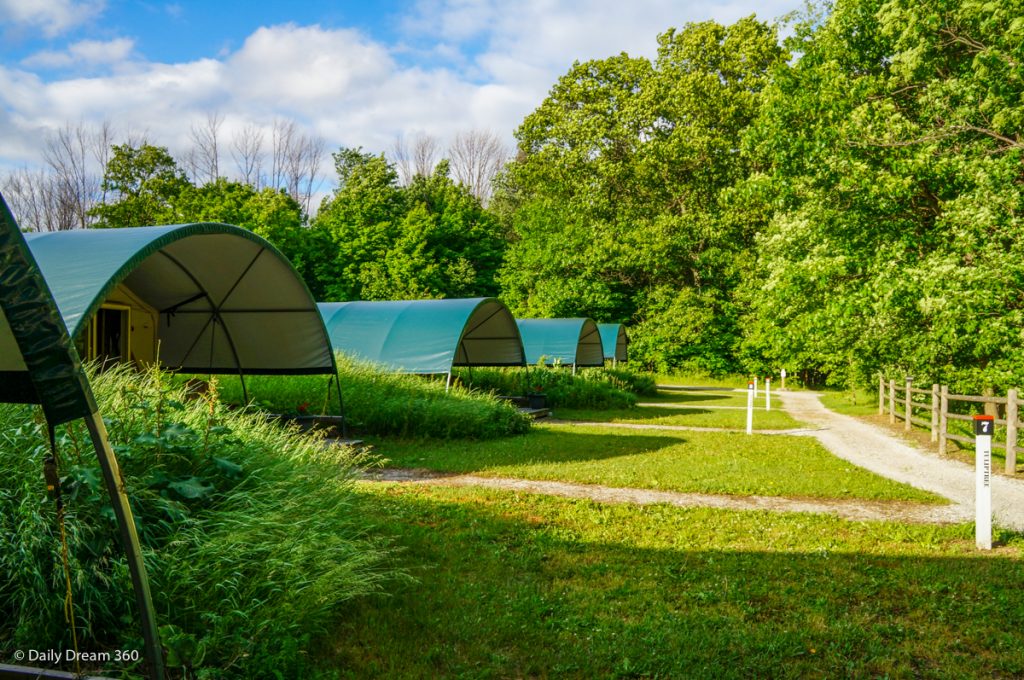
[0,195,165,679]
[516,317,605,374]
[597,323,629,364]
[318,297,526,378]
[25,224,339,401]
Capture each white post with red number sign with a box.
[974,414,993,550]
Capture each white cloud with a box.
[22,37,135,69]
[0,1,801,180]
[0,0,104,38]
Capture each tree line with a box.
[4,0,1020,392]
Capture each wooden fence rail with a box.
[879,376,1020,474]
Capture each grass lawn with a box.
[371,424,943,502]
[326,484,1024,678]
[556,403,802,430]
[819,387,880,417]
[646,387,762,407]
[656,373,753,388]
[555,386,802,429]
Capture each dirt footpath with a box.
[367,468,963,524]
[781,391,1024,531]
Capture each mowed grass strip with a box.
[646,387,759,407]
[553,387,804,430]
[327,485,1024,679]
[372,424,943,502]
[555,403,803,430]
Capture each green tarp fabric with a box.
[25,224,335,375]
[318,298,525,375]
[516,318,605,367]
[0,194,94,424]
[597,323,628,362]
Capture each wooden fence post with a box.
[879,374,885,415]
[931,383,939,443]
[904,376,913,432]
[889,379,896,424]
[939,385,948,455]
[1007,388,1018,475]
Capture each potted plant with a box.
[527,385,547,410]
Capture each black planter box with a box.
[527,393,547,410]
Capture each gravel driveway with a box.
[781,391,1024,531]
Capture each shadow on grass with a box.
[650,391,739,403]
[327,487,1024,678]
[373,427,688,472]
[556,406,724,423]
[658,385,739,392]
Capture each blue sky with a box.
[0,0,800,174]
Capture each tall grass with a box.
[213,357,532,439]
[454,366,651,409]
[0,365,395,677]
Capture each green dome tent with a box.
[597,323,628,364]
[1,195,165,679]
[318,298,526,379]
[516,318,605,373]
[24,224,336,379]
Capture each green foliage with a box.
[455,366,640,409]
[90,143,191,227]
[740,0,1024,390]
[214,357,532,439]
[497,17,786,372]
[172,179,332,299]
[313,150,505,302]
[0,366,392,677]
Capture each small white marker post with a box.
[780,368,786,391]
[753,376,758,400]
[974,414,994,550]
[765,377,771,411]
[746,381,754,435]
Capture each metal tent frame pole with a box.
[84,412,165,680]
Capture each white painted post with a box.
[753,376,759,400]
[765,377,771,411]
[780,368,786,391]
[572,363,577,376]
[746,381,754,435]
[974,415,993,550]
[445,371,452,393]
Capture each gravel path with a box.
[781,391,1024,530]
[365,468,961,524]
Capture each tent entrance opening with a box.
[90,304,131,365]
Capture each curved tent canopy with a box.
[1,200,93,422]
[318,298,525,375]
[1,193,166,678]
[598,323,628,362]
[24,223,335,375]
[516,318,605,367]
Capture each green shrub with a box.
[0,365,393,677]
[454,366,642,409]
[600,367,658,397]
[214,357,532,439]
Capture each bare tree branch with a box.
[187,111,224,184]
[231,122,265,188]
[447,129,509,203]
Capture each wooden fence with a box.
[879,376,1020,474]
